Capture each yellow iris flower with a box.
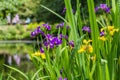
[99,36,106,41]
[41,53,46,59]
[90,54,96,62]
[32,51,46,59]
[107,26,119,36]
[78,39,93,53]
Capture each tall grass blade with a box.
[3,64,29,80]
[31,68,43,80]
[0,73,3,80]
[40,5,68,23]
[112,0,116,13]
[8,74,17,80]
[36,76,50,80]
[87,0,101,79]
[64,0,78,43]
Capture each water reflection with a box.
[0,43,34,66]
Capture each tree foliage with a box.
[34,0,64,23]
[18,0,39,18]
[0,0,23,18]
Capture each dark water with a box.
[0,41,35,73]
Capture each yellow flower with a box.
[99,36,106,41]
[107,26,114,31]
[90,54,96,62]
[88,45,93,53]
[78,44,93,53]
[107,26,119,36]
[41,53,46,59]
[33,51,41,56]
[78,45,85,53]
[32,51,46,59]
[83,39,92,44]
[100,27,106,32]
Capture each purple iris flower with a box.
[44,41,49,47]
[95,6,100,12]
[100,31,105,36]
[82,26,91,33]
[59,34,68,40]
[64,35,68,40]
[31,31,36,37]
[43,23,51,30]
[46,34,52,40]
[51,37,62,46]
[36,26,41,33]
[55,39,62,46]
[95,4,110,13]
[64,78,67,80]
[50,43,54,48]
[56,22,64,28]
[100,4,107,10]
[37,27,44,35]
[30,26,45,37]
[59,77,63,80]
[60,34,64,39]
[40,47,44,53]
[105,7,110,13]
[58,77,67,80]
[69,41,74,48]
[66,26,70,29]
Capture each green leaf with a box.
[40,5,68,24]
[3,64,29,80]
[31,68,43,80]
[64,0,78,43]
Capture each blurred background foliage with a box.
[0,0,106,23]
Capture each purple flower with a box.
[95,6,100,12]
[59,34,68,40]
[44,34,64,48]
[40,47,44,53]
[66,26,70,29]
[105,7,110,13]
[56,22,64,29]
[64,78,67,80]
[31,31,36,37]
[36,26,41,33]
[55,39,62,46]
[59,77,63,80]
[30,26,45,37]
[100,4,107,10]
[50,43,54,48]
[69,41,74,48]
[95,4,110,13]
[43,23,51,30]
[64,35,68,40]
[46,34,52,40]
[51,37,62,46]
[59,34,64,39]
[82,26,91,33]
[100,31,105,36]
[37,27,44,35]
[44,41,49,47]
[58,77,67,80]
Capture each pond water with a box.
[0,41,36,73]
